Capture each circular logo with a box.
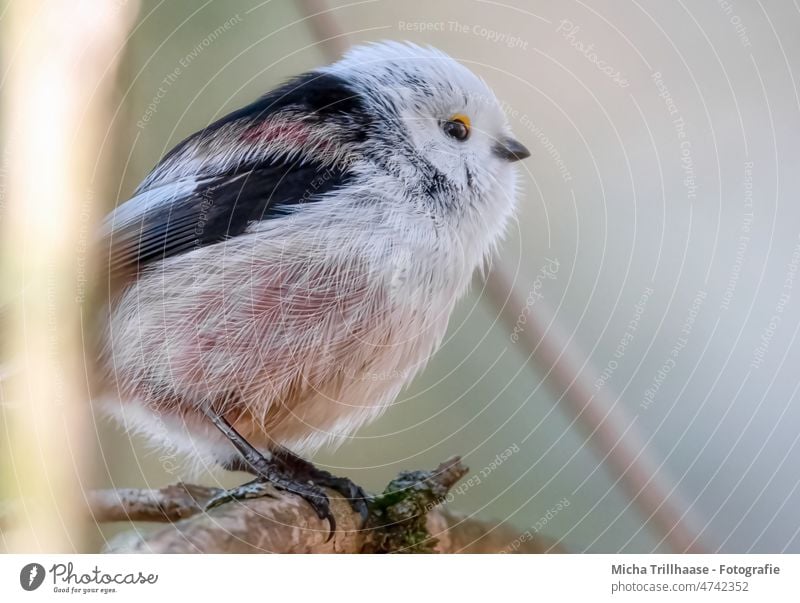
[19,563,45,591]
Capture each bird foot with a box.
[301,469,371,525]
[204,409,369,538]
[207,464,336,536]
[214,453,372,536]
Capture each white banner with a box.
[0,554,797,602]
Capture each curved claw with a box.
[311,473,372,527]
[202,478,336,537]
[303,495,336,540]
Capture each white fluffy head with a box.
[324,41,526,216]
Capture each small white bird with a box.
[99,41,529,528]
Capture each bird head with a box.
[325,41,530,216]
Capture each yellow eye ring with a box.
[450,113,471,129]
[443,113,471,141]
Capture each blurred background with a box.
[2,0,800,553]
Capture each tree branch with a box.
[97,457,558,553]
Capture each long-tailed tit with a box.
[99,41,530,529]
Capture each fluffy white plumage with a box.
[100,42,525,475]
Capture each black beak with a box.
[494,137,531,162]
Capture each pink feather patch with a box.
[242,119,311,147]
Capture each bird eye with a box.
[442,114,471,141]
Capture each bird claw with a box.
[308,472,372,525]
[203,477,337,538]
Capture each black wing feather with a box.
[101,71,366,278]
[104,161,351,275]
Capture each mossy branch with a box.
[94,457,558,554]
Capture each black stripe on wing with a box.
[105,161,351,276]
[103,70,369,278]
